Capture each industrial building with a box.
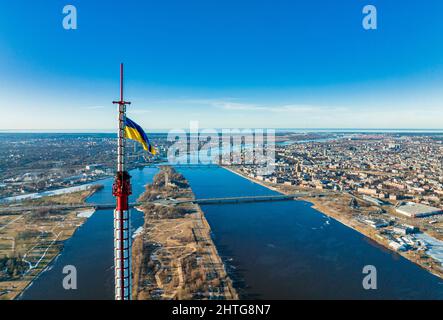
[396,202,443,218]
[393,224,418,235]
[363,218,389,229]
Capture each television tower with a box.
[112,63,132,300]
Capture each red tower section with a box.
[112,171,132,211]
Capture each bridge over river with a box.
[0,192,325,214]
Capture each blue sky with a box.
[0,0,443,130]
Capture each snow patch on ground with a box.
[132,227,144,239]
[415,233,443,266]
[1,184,93,203]
[77,208,96,218]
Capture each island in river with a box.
[132,166,238,300]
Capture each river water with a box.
[20,165,443,299]
[19,167,158,300]
[177,167,443,300]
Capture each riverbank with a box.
[132,166,238,300]
[0,185,101,300]
[223,166,443,281]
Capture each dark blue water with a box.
[178,167,443,300]
[20,167,158,300]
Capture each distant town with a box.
[0,133,167,200]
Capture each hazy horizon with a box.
[3,128,443,134]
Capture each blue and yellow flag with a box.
[124,117,156,154]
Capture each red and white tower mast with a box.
[112,63,132,300]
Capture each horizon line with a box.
[2,128,443,134]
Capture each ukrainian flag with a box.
[124,117,156,154]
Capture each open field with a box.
[0,186,100,300]
[132,166,238,300]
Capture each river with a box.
[177,166,443,300]
[20,165,443,299]
[19,167,158,300]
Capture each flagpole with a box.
[112,63,132,300]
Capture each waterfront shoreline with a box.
[223,166,443,281]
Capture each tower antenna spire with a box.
[113,63,131,106]
[120,63,123,102]
[112,63,132,301]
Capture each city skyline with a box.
[1,0,443,130]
